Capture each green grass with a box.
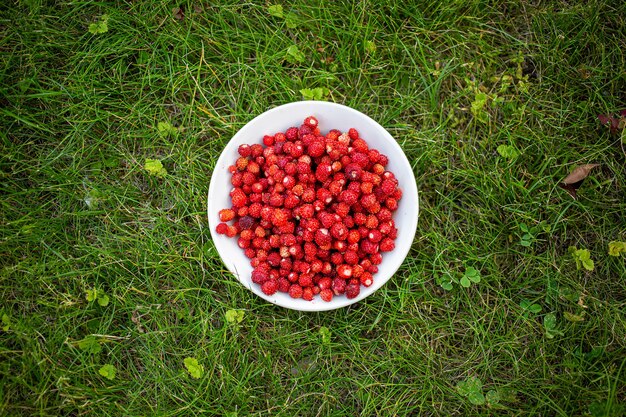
[1,0,625,415]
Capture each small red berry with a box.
[337,264,353,278]
[379,238,395,252]
[320,289,333,302]
[304,116,318,128]
[216,222,228,235]
[314,228,331,247]
[345,283,360,299]
[332,278,347,295]
[285,127,298,141]
[261,279,278,295]
[302,287,314,301]
[289,284,303,298]
[360,272,373,287]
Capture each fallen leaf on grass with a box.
[172,6,184,21]
[558,164,599,199]
[598,110,626,135]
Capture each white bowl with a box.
[207,101,419,311]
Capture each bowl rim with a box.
[207,101,419,311]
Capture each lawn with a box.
[1,0,625,416]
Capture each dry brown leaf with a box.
[559,164,600,199]
[172,6,184,21]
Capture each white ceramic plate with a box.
[207,101,418,311]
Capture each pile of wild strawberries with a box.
[215,116,402,302]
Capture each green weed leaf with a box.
[144,159,167,178]
[563,311,585,322]
[99,364,116,380]
[497,144,520,159]
[86,289,97,302]
[286,45,305,63]
[543,313,563,339]
[486,389,500,406]
[365,40,376,54]
[225,309,244,324]
[319,326,331,344]
[457,376,485,405]
[520,300,542,314]
[97,293,110,307]
[2,313,10,331]
[285,13,298,28]
[88,15,109,34]
[471,92,489,123]
[468,390,486,405]
[571,248,594,271]
[300,87,329,101]
[608,241,626,256]
[184,357,204,379]
[268,4,283,18]
[157,121,178,137]
[78,336,102,354]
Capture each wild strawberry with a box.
[379,154,389,166]
[289,284,303,298]
[225,225,238,238]
[271,209,288,226]
[379,238,395,252]
[320,288,333,302]
[372,163,385,175]
[388,227,398,239]
[235,157,249,171]
[360,193,376,209]
[330,222,348,240]
[335,202,350,217]
[267,252,281,267]
[284,194,300,209]
[337,264,353,278]
[360,181,373,194]
[339,190,359,206]
[304,116,318,128]
[299,124,312,137]
[345,283,360,299]
[368,229,382,243]
[344,164,362,181]
[315,228,331,247]
[351,152,369,168]
[344,250,359,265]
[316,188,333,204]
[237,207,249,217]
[367,202,381,214]
[261,134,274,146]
[251,268,269,284]
[347,229,361,244]
[370,252,383,265]
[278,277,290,292]
[230,188,247,207]
[261,279,278,295]
[360,239,378,254]
[302,287,314,301]
[318,277,332,290]
[216,222,228,235]
[353,212,367,226]
[380,179,396,195]
[365,215,379,229]
[247,161,260,174]
[330,252,343,265]
[360,272,373,287]
[351,264,364,278]
[302,188,316,203]
[307,140,325,157]
[238,144,252,157]
[315,163,333,182]
[332,278,347,295]
[285,127,298,141]
[377,208,393,222]
[329,180,343,196]
[280,175,295,189]
[348,128,359,140]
